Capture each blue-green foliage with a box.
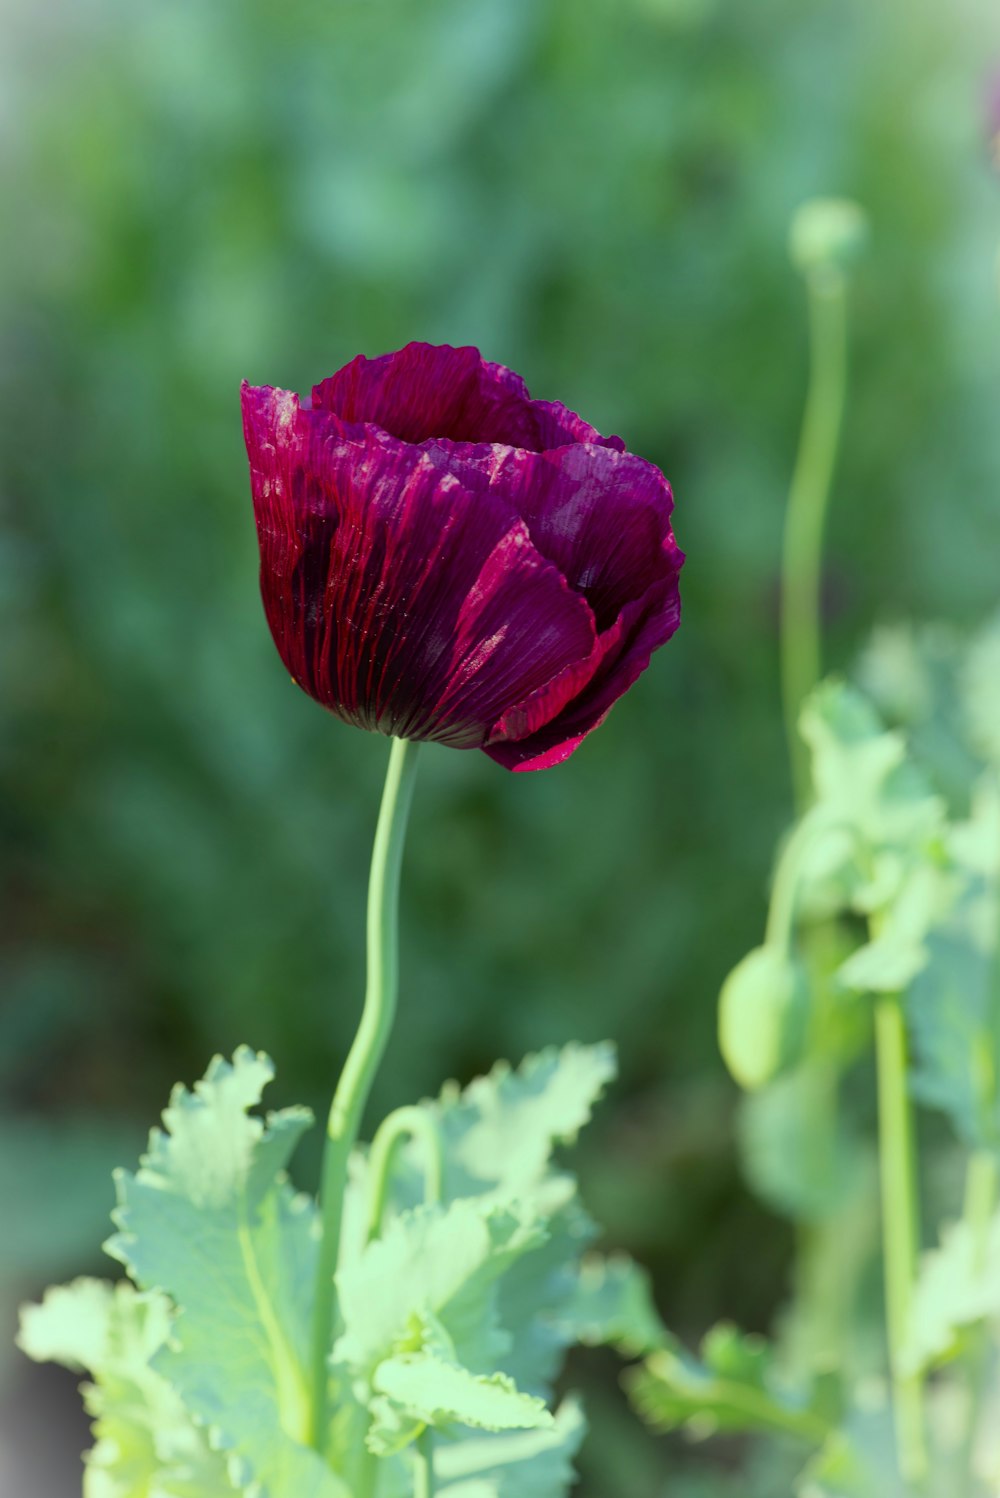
[19,1043,665,1497]
[630,618,1000,1494]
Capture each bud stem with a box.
[781,271,848,811]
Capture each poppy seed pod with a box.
[242,343,683,770]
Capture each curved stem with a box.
[366,1105,444,1243]
[781,271,848,811]
[308,736,421,1452]
[875,993,927,1487]
[764,812,857,951]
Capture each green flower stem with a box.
[414,1428,434,1498]
[958,1149,998,1497]
[781,269,848,812]
[964,1148,998,1268]
[777,263,852,1389]
[874,993,927,1488]
[308,735,421,1453]
[365,1105,444,1243]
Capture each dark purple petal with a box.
[484,565,682,772]
[242,343,683,771]
[242,383,602,749]
[408,434,683,766]
[311,342,625,454]
[418,439,676,631]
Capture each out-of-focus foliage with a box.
[695,625,1000,1493]
[2,0,1000,1492]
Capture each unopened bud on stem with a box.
[789,197,869,288]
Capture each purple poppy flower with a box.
[241,342,683,771]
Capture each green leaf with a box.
[856,622,978,806]
[797,682,945,922]
[797,1404,904,1498]
[105,1048,346,1498]
[625,1323,829,1446]
[906,777,1000,1147]
[434,1397,586,1498]
[719,945,809,1089]
[370,1354,552,1445]
[487,1192,593,1399]
[384,1043,617,1214]
[335,1198,548,1381]
[837,860,953,995]
[345,1043,621,1405]
[18,1277,237,1498]
[551,1253,668,1359]
[738,1062,866,1223]
[900,1210,1000,1373]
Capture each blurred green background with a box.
[2,0,999,1492]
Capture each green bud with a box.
[718,944,807,1091]
[789,197,869,282]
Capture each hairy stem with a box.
[875,993,927,1487]
[781,271,848,811]
[308,736,421,1452]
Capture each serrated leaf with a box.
[18,1278,237,1498]
[384,1044,617,1216]
[335,1198,548,1381]
[435,1397,585,1498]
[489,1193,594,1398]
[626,1322,829,1446]
[551,1254,668,1359]
[345,1044,618,1404]
[372,1354,552,1442]
[104,1049,345,1498]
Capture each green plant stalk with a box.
[958,1149,998,1497]
[778,265,852,1382]
[413,1428,434,1498]
[766,817,859,1372]
[964,1149,998,1270]
[308,736,421,1452]
[957,786,1000,1496]
[874,993,927,1487]
[780,269,848,812]
[366,1104,444,1242]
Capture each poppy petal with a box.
[242,383,601,749]
[419,438,677,630]
[311,342,624,453]
[484,572,682,771]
